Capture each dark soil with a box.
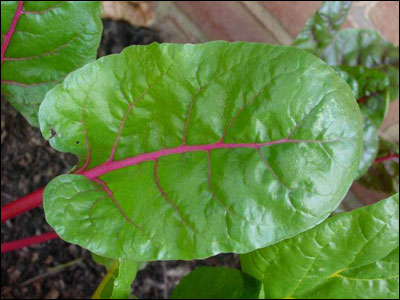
[1,20,240,299]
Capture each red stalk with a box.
[374,153,399,164]
[357,96,368,104]
[2,138,329,223]
[1,188,44,224]
[0,138,353,249]
[1,231,58,253]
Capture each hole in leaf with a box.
[50,128,57,138]
[76,141,80,144]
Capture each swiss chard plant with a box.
[1,1,399,299]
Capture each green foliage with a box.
[40,42,362,261]
[1,1,102,126]
[294,1,399,183]
[292,1,351,57]
[240,194,399,299]
[322,29,399,102]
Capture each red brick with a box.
[261,1,322,37]
[369,1,399,45]
[381,100,399,132]
[262,1,351,38]
[174,1,279,43]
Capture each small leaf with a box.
[359,139,399,194]
[293,1,351,56]
[170,267,263,299]
[92,259,138,299]
[92,260,118,299]
[41,42,362,261]
[1,1,103,126]
[240,194,399,299]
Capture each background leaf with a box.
[322,28,399,101]
[40,42,362,261]
[170,267,263,299]
[359,139,399,194]
[336,65,390,178]
[293,1,351,57]
[240,194,399,299]
[1,1,103,126]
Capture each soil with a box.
[1,20,240,299]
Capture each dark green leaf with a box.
[1,1,103,126]
[336,66,389,100]
[40,42,362,261]
[335,65,390,179]
[170,267,263,299]
[359,139,399,194]
[322,28,399,101]
[293,1,351,56]
[241,194,399,299]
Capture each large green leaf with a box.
[359,139,399,194]
[322,28,399,101]
[293,1,351,57]
[1,1,102,126]
[170,267,263,299]
[40,42,362,261]
[240,194,399,299]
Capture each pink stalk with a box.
[1,231,58,253]
[1,138,338,250]
[374,153,399,164]
[1,138,336,223]
[1,1,24,65]
[1,188,44,224]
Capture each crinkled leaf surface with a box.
[1,1,102,126]
[322,28,399,101]
[293,1,351,57]
[359,139,399,194]
[170,267,263,299]
[240,194,399,299]
[40,42,362,261]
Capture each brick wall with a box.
[151,1,399,204]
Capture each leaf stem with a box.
[1,187,44,223]
[1,231,58,253]
[374,153,399,164]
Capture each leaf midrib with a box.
[81,138,346,179]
